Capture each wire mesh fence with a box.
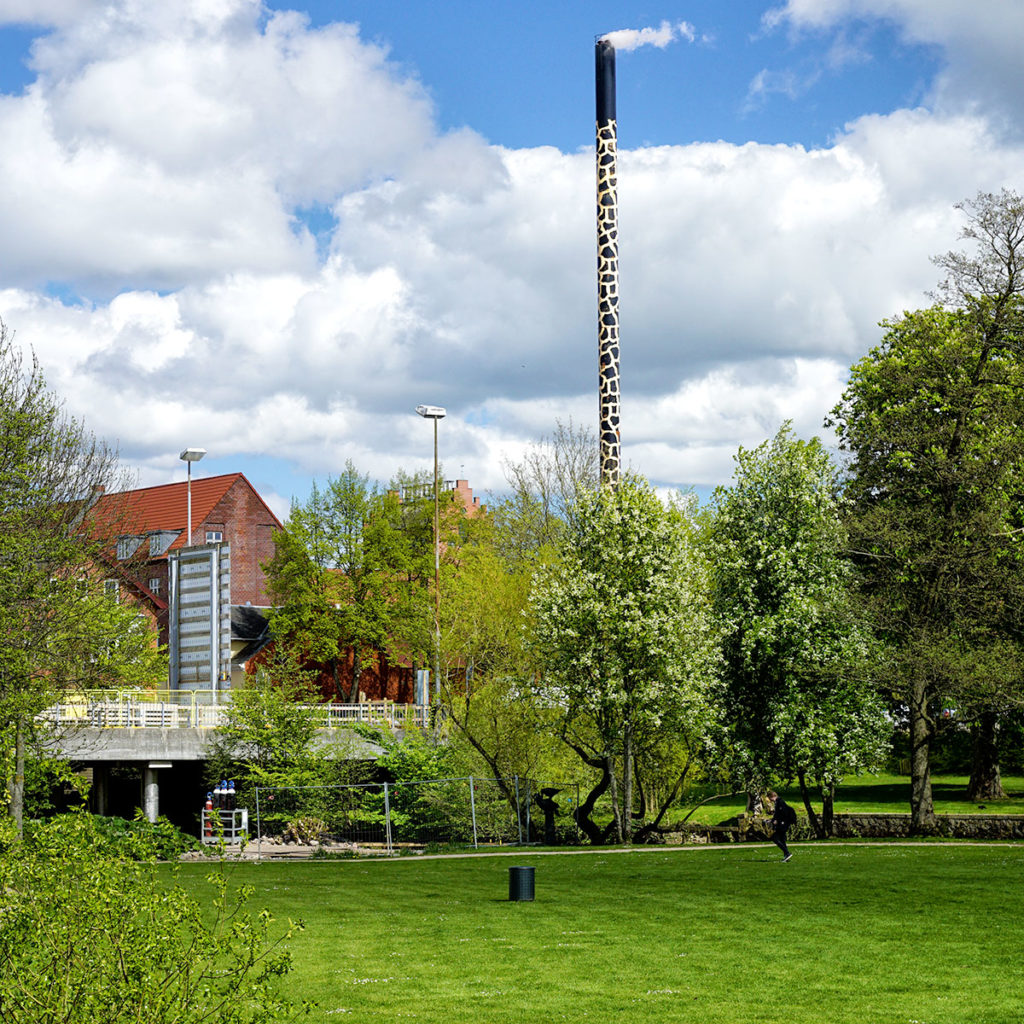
[253,776,581,857]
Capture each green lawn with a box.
[178,843,1024,1023]
[681,773,1024,825]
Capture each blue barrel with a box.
[508,865,535,901]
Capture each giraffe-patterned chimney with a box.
[595,38,620,488]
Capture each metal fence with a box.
[37,690,429,730]
[253,776,581,858]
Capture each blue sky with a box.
[0,0,1021,518]
[277,1,942,150]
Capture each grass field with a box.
[681,773,1024,825]
[178,842,1024,1023]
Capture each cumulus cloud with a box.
[766,0,1024,132]
[1,1,1023,503]
[0,0,435,292]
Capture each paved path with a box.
[183,837,1024,863]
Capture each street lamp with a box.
[179,447,206,546]
[415,405,446,701]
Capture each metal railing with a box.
[38,690,429,731]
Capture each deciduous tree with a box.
[0,323,164,833]
[264,464,430,701]
[708,425,888,835]
[528,476,719,842]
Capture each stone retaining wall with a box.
[654,812,1024,844]
[832,812,1024,839]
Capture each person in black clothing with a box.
[768,790,795,861]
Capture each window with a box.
[103,579,119,602]
[149,532,177,557]
[148,577,162,595]
[206,530,223,543]
[117,536,142,560]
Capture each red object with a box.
[204,796,213,837]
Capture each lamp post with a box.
[179,447,206,546]
[415,405,446,700]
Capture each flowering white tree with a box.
[709,424,890,834]
[528,476,719,842]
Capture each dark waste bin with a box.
[508,865,535,902]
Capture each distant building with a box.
[91,473,282,691]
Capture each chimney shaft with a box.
[595,39,620,488]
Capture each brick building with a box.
[92,474,281,668]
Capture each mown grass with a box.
[680,773,1024,825]
[178,843,1024,1023]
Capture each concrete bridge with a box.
[41,694,426,828]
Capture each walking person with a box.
[768,790,796,861]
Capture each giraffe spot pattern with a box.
[596,119,620,486]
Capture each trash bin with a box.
[508,865,535,902]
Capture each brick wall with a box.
[203,479,280,607]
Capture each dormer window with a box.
[206,530,223,543]
[116,536,142,560]
[148,531,179,556]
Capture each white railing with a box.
[38,692,429,731]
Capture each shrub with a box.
[37,810,202,860]
[0,812,309,1024]
[283,816,327,845]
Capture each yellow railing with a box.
[39,692,429,731]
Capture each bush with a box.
[0,812,309,1024]
[34,810,202,860]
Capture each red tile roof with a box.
[90,472,282,555]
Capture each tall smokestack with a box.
[595,38,620,488]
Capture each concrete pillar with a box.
[92,763,109,816]
[143,766,159,823]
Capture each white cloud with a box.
[767,0,1024,131]
[0,1,435,292]
[1,1,1024,504]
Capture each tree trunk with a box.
[607,753,624,844]
[745,789,766,816]
[9,717,25,838]
[909,675,937,832]
[622,714,633,842]
[564,747,615,844]
[821,784,835,837]
[967,711,1005,801]
[350,643,362,705]
[331,658,344,703]
[797,770,823,838]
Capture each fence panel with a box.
[251,775,583,858]
[255,783,390,853]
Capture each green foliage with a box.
[708,424,889,795]
[0,322,165,827]
[528,475,720,838]
[0,812,308,1024]
[55,810,202,860]
[376,726,458,784]
[831,302,1024,817]
[206,670,373,825]
[830,190,1024,820]
[264,462,437,700]
[441,533,533,681]
[531,477,718,740]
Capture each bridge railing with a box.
[38,690,429,731]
